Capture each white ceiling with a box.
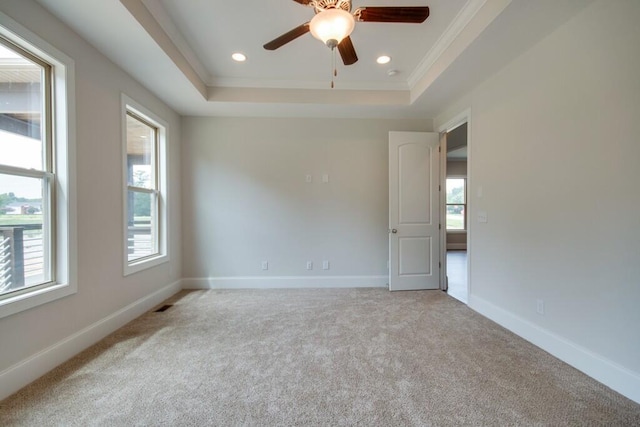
[34,0,593,119]
[160,0,468,89]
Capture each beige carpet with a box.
[1,288,639,426]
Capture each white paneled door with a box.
[389,132,441,291]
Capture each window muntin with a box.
[125,111,161,264]
[0,36,54,300]
[446,178,466,231]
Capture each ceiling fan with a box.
[263,0,430,66]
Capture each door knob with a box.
[391,229,398,234]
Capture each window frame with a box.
[0,35,55,297]
[121,95,169,276]
[0,12,77,319]
[445,177,467,232]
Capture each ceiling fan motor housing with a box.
[312,0,352,14]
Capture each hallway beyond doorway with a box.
[447,251,467,303]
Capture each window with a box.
[446,178,466,230]
[0,37,52,299]
[123,96,168,275]
[0,12,76,318]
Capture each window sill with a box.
[0,281,77,319]
[446,229,467,234]
[124,253,169,277]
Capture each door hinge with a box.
[439,185,441,191]
[439,262,441,268]
[439,146,441,153]
[439,224,441,230]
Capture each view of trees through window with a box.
[446,178,466,230]
[0,38,51,297]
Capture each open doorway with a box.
[444,123,468,303]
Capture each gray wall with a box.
[436,0,640,401]
[446,123,467,152]
[181,117,431,286]
[446,160,467,177]
[0,0,182,390]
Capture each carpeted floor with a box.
[1,288,639,426]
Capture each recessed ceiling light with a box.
[232,52,246,62]
[376,55,391,65]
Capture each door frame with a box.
[438,109,471,301]
[439,132,448,291]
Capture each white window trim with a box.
[446,176,467,232]
[0,12,77,319]
[121,94,169,276]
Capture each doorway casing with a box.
[438,109,471,302]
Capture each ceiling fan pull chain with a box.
[331,47,336,88]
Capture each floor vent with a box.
[154,304,173,312]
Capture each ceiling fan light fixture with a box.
[309,9,355,48]
[376,55,391,64]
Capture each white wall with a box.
[0,0,182,398]
[181,117,431,288]
[436,0,640,402]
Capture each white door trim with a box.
[439,131,448,291]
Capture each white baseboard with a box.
[0,280,181,401]
[181,275,389,290]
[469,294,640,405]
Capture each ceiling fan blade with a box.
[292,0,312,4]
[357,6,430,23]
[263,23,310,50]
[338,36,358,65]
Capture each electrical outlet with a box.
[306,261,313,270]
[305,174,312,183]
[322,174,329,183]
[261,261,268,271]
[536,299,544,315]
[322,260,330,270]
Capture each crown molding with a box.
[210,77,409,92]
[407,0,488,89]
[207,86,410,105]
[409,0,512,103]
[140,0,211,85]
[120,0,207,98]
[120,0,509,108]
